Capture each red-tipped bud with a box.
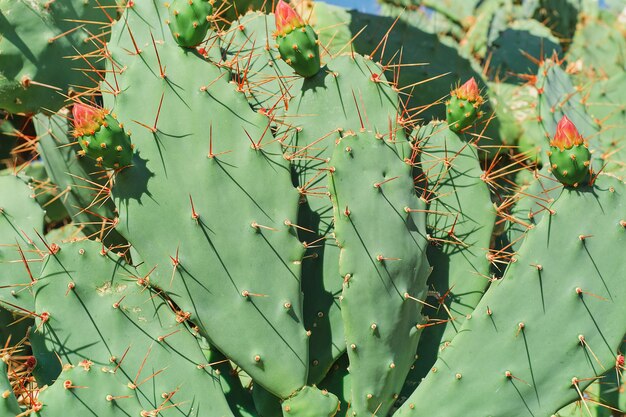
[25,356,37,369]
[275,0,304,36]
[72,102,107,136]
[551,115,584,151]
[617,354,625,367]
[455,77,481,102]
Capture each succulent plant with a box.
[0,0,624,416]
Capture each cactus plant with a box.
[0,0,625,416]
[0,0,119,114]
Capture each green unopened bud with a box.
[446,78,484,133]
[547,115,591,187]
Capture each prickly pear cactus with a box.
[396,175,626,417]
[104,0,309,400]
[409,121,496,382]
[329,131,430,416]
[0,359,20,416]
[0,175,44,312]
[0,0,625,416]
[31,239,236,416]
[0,0,119,113]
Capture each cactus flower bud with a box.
[275,0,305,36]
[547,115,591,187]
[446,78,484,133]
[275,0,320,78]
[166,0,213,48]
[550,115,584,151]
[72,102,106,136]
[72,102,134,169]
[456,77,481,102]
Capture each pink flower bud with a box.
[275,0,304,36]
[551,115,584,150]
[455,77,481,102]
[72,102,106,136]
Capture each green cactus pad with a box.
[584,72,626,177]
[34,112,126,247]
[328,131,430,416]
[487,19,561,82]
[0,306,32,348]
[548,144,591,186]
[21,161,69,223]
[76,114,133,169]
[223,12,304,115]
[213,0,270,23]
[0,359,20,416]
[43,224,84,243]
[317,354,351,414]
[0,175,45,313]
[281,386,339,417]
[489,81,536,147]
[32,239,235,417]
[0,0,118,114]
[105,1,308,398]
[396,174,626,417]
[0,113,20,168]
[403,121,496,396]
[196,336,257,417]
[281,54,407,384]
[34,364,145,417]
[502,166,560,254]
[252,384,283,417]
[278,25,321,78]
[306,2,503,157]
[568,12,626,82]
[166,0,214,48]
[379,0,480,27]
[535,61,600,144]
[516,59,602,167]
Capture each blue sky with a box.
[322,0,610,13]
[324,0,381,13]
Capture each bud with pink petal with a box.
[72,103,107,136]
[547,115,591,187]
[550,115,584,151]
[72,102,134,169]
[275,1,320,78]
[446,78,484,133]
[275,0,305,36]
